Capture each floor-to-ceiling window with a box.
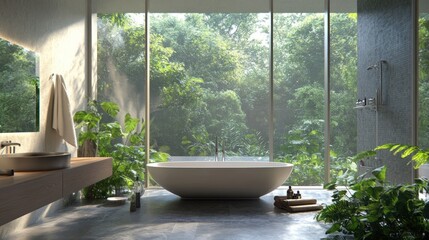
[419,1,429,150]
[273,0,357,186]
[329,1,358,184]
[96,13,147,119]
[149,12,270,161]
[273,7,326,186]
[94,5,148,188]
[92,0,359,187]
[418,0,429,179]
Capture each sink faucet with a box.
[1,141,21,154]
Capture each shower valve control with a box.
[356,98,366,107]
[367,97,376,106]
[354,96,377,111]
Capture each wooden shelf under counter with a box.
[0,157,112,226]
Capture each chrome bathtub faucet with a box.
[221,140,226,162]
[214,137,219,161]
[214,137,227,162]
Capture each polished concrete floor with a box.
[6,188,335,240]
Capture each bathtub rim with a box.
[147,161,293,169]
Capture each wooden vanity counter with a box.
[0,157,112,226]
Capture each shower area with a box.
[357,0,417,184]
[91,0,423,187]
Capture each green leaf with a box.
[368,186,384,199]
[372,143,429,169]
[129,134,144,145]
[352,150,376,162]
[372,166,387,182]
[325,223,341,234]
[374,143,396,151]
[73,111,88,123]
[151,151,170,162]
[366,207,381,222]
[323,182,337,190]
[393,145,409,155]
[389,144,402,152]
[412,151,429,168]
[104,122,123,138]
[101,101,119,117]
[124,113,139,133]
[332,190,347,200]
[401,146,418,158]
[347,216,359,231]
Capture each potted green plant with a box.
[74,100,169,199]
[316,144,429,240]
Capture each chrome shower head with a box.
[367,64,379,70]
[367,60,387,70]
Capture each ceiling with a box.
[93,0,357,13]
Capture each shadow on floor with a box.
[6,188,333,240]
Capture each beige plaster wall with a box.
[0,0,87,235]
[0,0,88,154]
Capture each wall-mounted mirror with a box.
[0,37,39,133]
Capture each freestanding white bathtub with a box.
[147,161,293,199]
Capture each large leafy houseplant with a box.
[74,100,169,199]
[317,144,429,240]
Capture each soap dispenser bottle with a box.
[130,194,136,212]
[134,176,142,208]
[287,186,294,199]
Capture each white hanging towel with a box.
[52,74,78,147]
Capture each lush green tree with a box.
[277,119,357,186]
[151,14,244,91]
[273,13,357,184]
[97,14,185,103]
[152,77,208,155]
[97,14,192,154]
[150,14,256,155]
[330,13,358,156]
[272,13,325,153]
[273,13,357,156]
[204,13,259,45]
[204,90,248,149]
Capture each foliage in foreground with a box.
[317,144,429,240]
[317,166,429,240]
